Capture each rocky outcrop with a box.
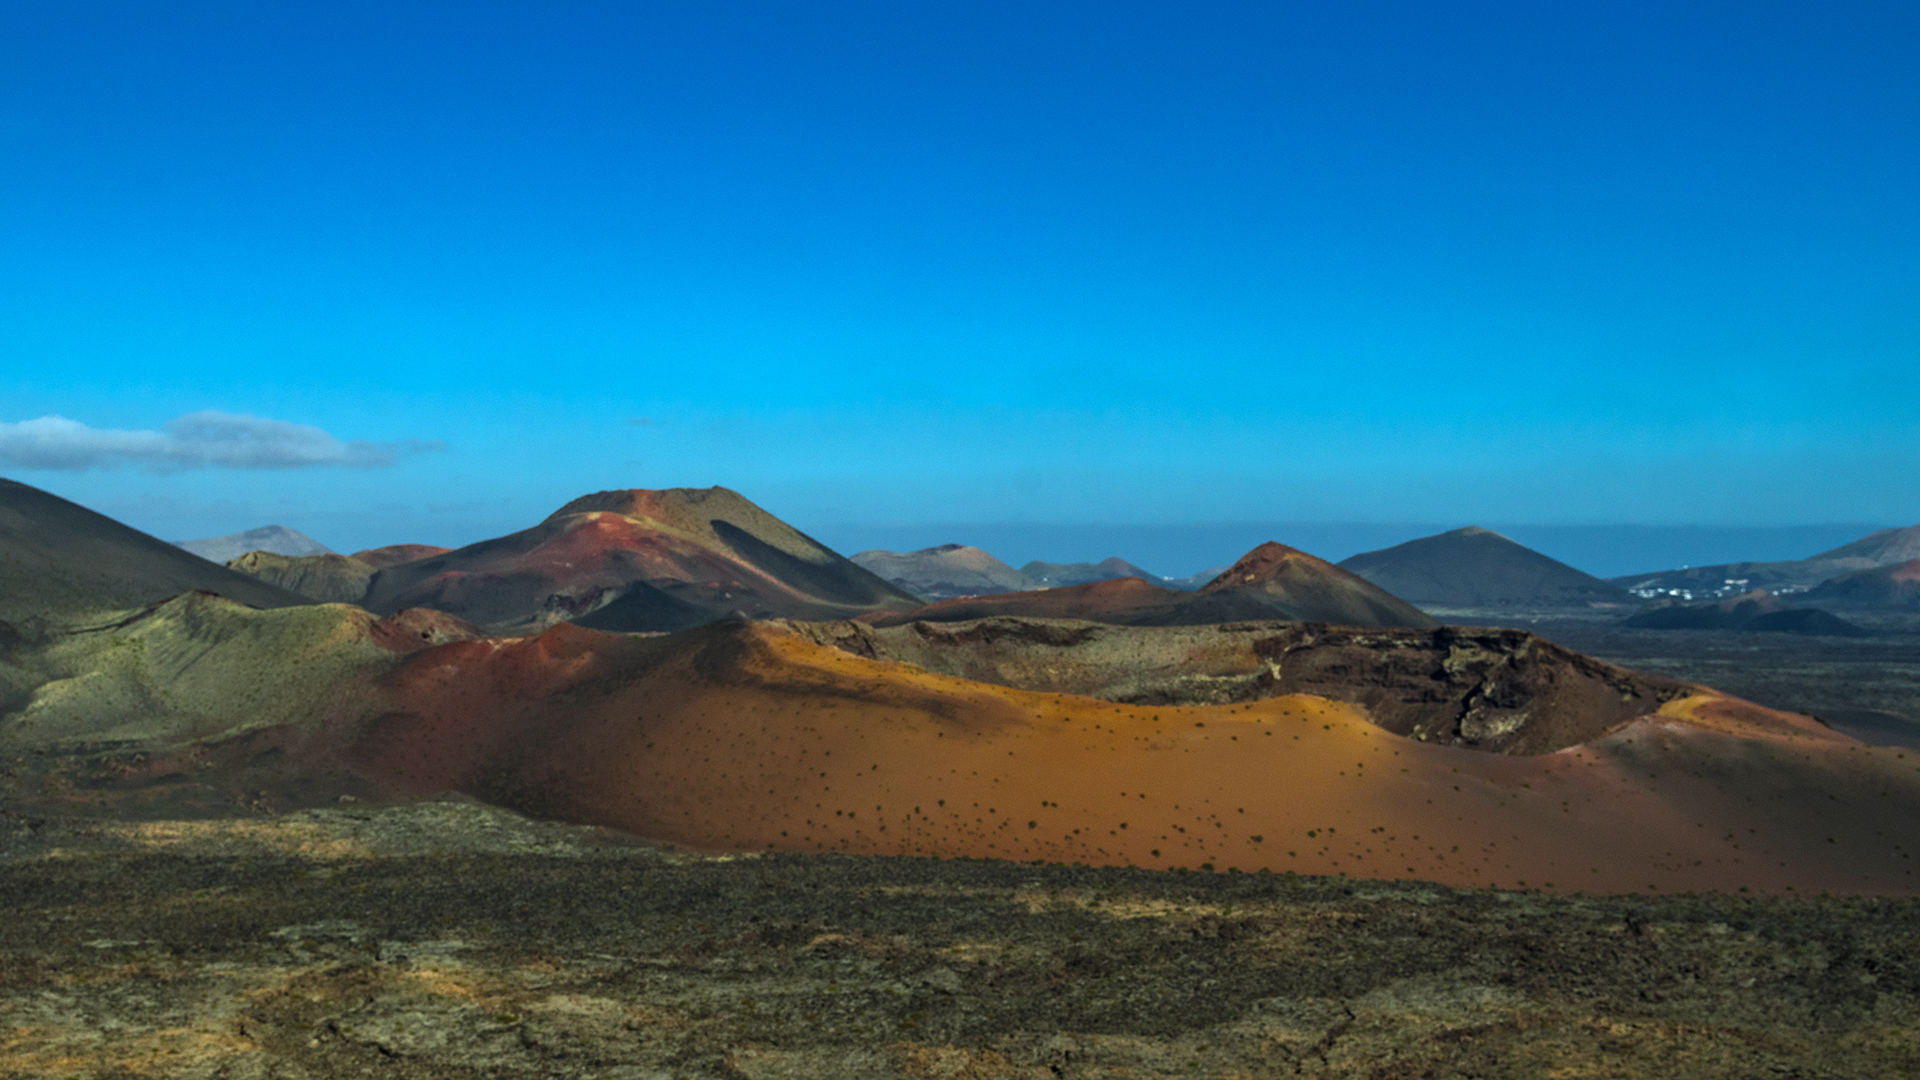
[793,616,1685,754]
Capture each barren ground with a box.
[1482,610,1920,750]
[3,800,1918,1079]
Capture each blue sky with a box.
[1,2,1915,574]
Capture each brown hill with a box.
[5,591,1916,897]
[849,544,1027,599]
[1806,559,1920,609]
[1174,542,1438,627]
[1339,526,1630,609]
[350,543,452,569]
[348,618,1916,896]
[0,477,311,624]
[869,542,1436,630]
[1623,589,1869,635]
[357,487,923,633]
[1020,556,1160,588]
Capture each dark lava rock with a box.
[2,802,1916,1079]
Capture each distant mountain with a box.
[1019,557,1159,588]
[175,525,332,563]
[226,545,454,604]
[869,541,1436,629]
[1609,523,1920,599]
[1338,526,1631,609]
[865,577,1188,627]
[1162,565,1230,592]
[1622,589,1866,636]
[850,545,1027,600]
[1811,526,1920,566]
[1805,559,1920,609]
[358,487,923,633]
[0,477,312,623]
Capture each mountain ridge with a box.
[356,486,922,633]
[850,544,1027,600]
[175,525,332,563]
[869,540,1438,629]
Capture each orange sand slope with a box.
[353,620,1920,898]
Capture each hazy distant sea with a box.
[814,523,1893,581]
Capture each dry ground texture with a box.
[3,800,1917,1079]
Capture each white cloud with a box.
[0,412,444,472]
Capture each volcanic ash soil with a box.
[3,800,1919,1079]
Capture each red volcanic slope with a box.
[1174,541,1438,627]
[350,544,453,570]
[345,619,1920,897]
[867,542,1436,629]
[356,487,922,632]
